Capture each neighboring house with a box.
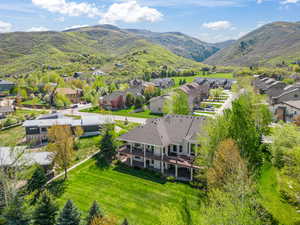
[129,79,154,90]
[152,78,175,89]
[92,70,106,76]
[0,106,14,119]
[194,78,233,90]
[0,146,54,174]
[271,87,300,105]
[149,95,171,114]
[179,82,209,109]
[117,115,206,181]
[55,88,82,104]
[253,77,277,94]
[0,80,15,97]
[23,113,107,145]
[100,91,126,110]
[274,100,300,122]
[265,81,287,99]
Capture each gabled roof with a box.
[282,100,300,110]
[118,115,206,146]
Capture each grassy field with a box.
[0,125,25,146]
[81,107,162,119]
[258,164,300,225]
[56,159,200,225]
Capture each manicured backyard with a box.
[56,159,200,225]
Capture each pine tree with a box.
[86,201,103,225]
[122,218,129,225]
[3,194,30,225]
[99,124,118,161]
[57,200,81,225]
[27,166,47,193]
[33,192,58,225]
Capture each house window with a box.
[179,146,183,153]
[41,127,47,132]
[173,145,177,152]
[295,94,299,98]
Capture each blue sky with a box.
[0,0,300,43]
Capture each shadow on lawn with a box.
[113,163,167,184]
[47,179,68,197]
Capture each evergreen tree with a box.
[122,218,129,225]
[99,124,118,161]
[57,200,81,225]
[33,192,58,225]
[125,93,135,108]
[86,201,103,225]
[3,194,30,225]
[27,166,47,193]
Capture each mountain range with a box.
[0,25,230,76]
[205,21,300,67]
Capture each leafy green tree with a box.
[86,201,103,225]
[54,93,71,108]
[99,124,118,161]
[125,93,135,108]
[57,200,81,225]
[164,90,190,115]
[3,194,30,225]
[134,96,144,109]
[27,166,47,193]
[33,192,58,225]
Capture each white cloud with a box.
[202,20,233,30]
[99,1,162,24]
[27,26,49,32]
[64,24,89,30]
[281,0,299,3]
[0,20,12,33]
[31,0,101,17]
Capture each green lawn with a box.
[171,73,233,88]
[258,164,300,225]
[0,125,25,146]
[56,159,200,225]
[81,107,162,119]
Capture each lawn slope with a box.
[56,159,200,225]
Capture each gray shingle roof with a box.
[118,115,206,146]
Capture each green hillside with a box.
[0,25,203,76]
[205,21,300,67]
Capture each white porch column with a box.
[175,164,178,178]
[190,168,193,181]
[143,144,146,168]
[130,143,133,167]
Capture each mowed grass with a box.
[258,164,300,225]
[0,125,25,146]
[57,159,200,225]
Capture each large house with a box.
[117,115,206,181]
[100,91,126,110]
[179,82,209,109]
[55,88,82,104]
[23,113,107,145]
[194,78,233,90]
[152,78,175,89]
[0,80,15,97]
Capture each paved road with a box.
[59,105,148,124]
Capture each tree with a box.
[125,93,135,108]
[33,192,58,225]
[134,96,144,109]
[57,200,81,225]
[99,124,118,162]
[54,93,71,108]
[163,91,190,115]
[47,125,75,180]
[3,194,30,225]
[121,218,129,225]
[27,166,47,193]
[86,201,103,225]
[207,139,248,189]
[90,216,117,225]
